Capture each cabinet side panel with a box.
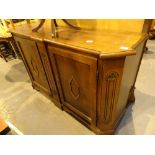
[116,41,145,120]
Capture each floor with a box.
[0,40,155,135]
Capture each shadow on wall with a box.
[5,61,30,83]
[116,89,155,135]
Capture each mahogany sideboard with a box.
[9,20,150,134]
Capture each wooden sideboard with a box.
[9,20,151,134]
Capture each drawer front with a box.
[47,45,97,125]
[14,36,50,94]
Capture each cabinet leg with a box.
[144,47,148,53]
[127,86,135,107]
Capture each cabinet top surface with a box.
[10,21,148,58]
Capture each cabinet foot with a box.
[32,84,35,89]
[127,86,135,107]
[94,127,115,135]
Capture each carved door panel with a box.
[14,37,50,94]
[47,45,97,126]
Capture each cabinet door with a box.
[14,36,51,95]
[47,45,97,127]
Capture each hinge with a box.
[96,70,99,83]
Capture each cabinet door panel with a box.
[14,37,50,94]
[47,45,97,125]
